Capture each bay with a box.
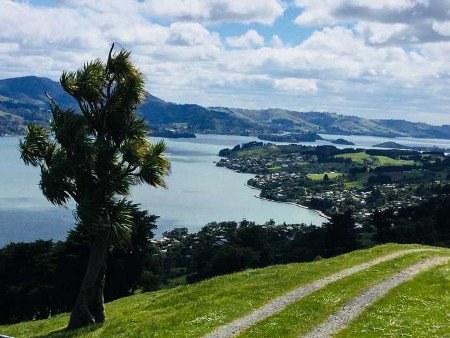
[0,134,325,246]
[2,132,450,247]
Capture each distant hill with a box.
[0,244,448,337]
[212,107,450,139]
[374,141,449,153]
[1,76,449,139]
[0,76,259,136]
[138,96,258,135]
[0,76,77,135]
[376,119,450,139]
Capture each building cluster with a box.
[218,153,427,223]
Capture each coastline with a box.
[244,183,330,221]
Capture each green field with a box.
[335,152,415,167]
[344,172,372,189]
[338,261,450,337]
[307,172,343,181]
[236,145,279,158]
[268,166,282,172]
[0,244,447,338]
[238,250,448,337]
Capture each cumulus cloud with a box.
[432,20,450,37]
[273,78,318,95]
[167,22,221,47]
[226,30,264,48]
[295,0,450,25]
[270,35,284,48]
[295,0,450,45]
[0,0,450,123]
[144,0,286,24]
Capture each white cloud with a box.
[355,22,411,44]
[226,30,264,48]
[0,43,20,53]
[432,20,450,37]
[273,78,318,95]
[295,0,449,26]
[295,0,450,45]
[270,35,284,48]
[167,22,221,47]
[145,0,286,25]
[0,0,450,123]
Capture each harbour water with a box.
[1,133,449,246]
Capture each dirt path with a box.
[204,248,434,338]
[302,256,450,338]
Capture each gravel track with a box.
[302,255,450,338]
[204,248,434,338]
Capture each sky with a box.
[1,0,450,125]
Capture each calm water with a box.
[0,134,322,246]
[1,133,449,246]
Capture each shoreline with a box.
[244,183,330,221]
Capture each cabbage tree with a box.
[19,44,170,329]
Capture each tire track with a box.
[302,256,449,338]
[204,248,435,338]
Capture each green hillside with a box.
[1,244,449,337]
[0,76,259,136]
[1,76,450,139]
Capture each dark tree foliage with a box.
[370,209,395,243]
[367,174,392,186]
[322,210,359,257]
[184,217,359,282]
[0,208,159,324]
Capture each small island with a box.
[331,138,354,146]
[373,141,409,149]
[374,141,449,153]
[150,128,196,139]
[258,132,323,143]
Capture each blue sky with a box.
[1,0,450,125]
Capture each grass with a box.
[335,152,415,167]
[375,155,415,166]
[307,172,343,181]
[236,145,279,158]
[0,244,443,338]
[268,166,282,172]
[238,249,449,338]
[343,173,371,189]
[0,244,426,337]
[336,261,450,338]
[335,152,372,165]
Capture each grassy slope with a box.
[0,244,446,338]
[235,145,280,158]
[307,172,343,181]
[337,261,450,337]
[335,152,415,167]
[238,249,449,337]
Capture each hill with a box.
[0,76,259,136]
[1,76,450,139]
[374,141,450,153]
[211,107,450,139]
[0,76,75,135]
[0,244,448,337]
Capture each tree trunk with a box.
[67,231,109,330]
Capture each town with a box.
[217,142,449,223]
